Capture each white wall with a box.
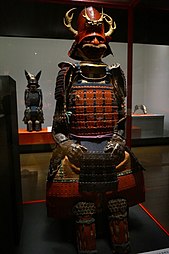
[0,37,169,135]
[133,44,169,134]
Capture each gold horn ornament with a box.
[63,8,78,36]
[104,13,116,37]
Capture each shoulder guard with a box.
[55,62,75,101]
[25,88,29,93]
[37,88,42,96]
[58,61,75,69]
[109,63,127,98]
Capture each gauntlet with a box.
[53,133,87,167]
[104,133,126,166]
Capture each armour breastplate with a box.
[26,91,40,107]
[67,63,119,137]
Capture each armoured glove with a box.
[61,140,87,167]
[53,133,87,167]
[104,133,126,166]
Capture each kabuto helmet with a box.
[64,6,116,60]
[25,70,41,88]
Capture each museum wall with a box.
[0,36,169,136]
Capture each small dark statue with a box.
[23,70,44,131]
[46,6,145,254]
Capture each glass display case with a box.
[0,1,169,253]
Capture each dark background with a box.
[0,0,169,45]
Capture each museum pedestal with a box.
[132,114,164,138]
[0,76,23,254]
[19,128,55,145]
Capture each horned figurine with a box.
[46,6,145,254]
[23,70,44,131]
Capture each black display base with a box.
[19,144,53,153]
[132,137,169,147]
[17,202,169,254]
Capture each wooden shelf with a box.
[19,128,55,145]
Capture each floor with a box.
[17,202,169,254]
[20,145,169,233]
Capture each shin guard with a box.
[72,202,97,254]
[108,198,130,254]
[35,120,41,131]
[27,120,33,132]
